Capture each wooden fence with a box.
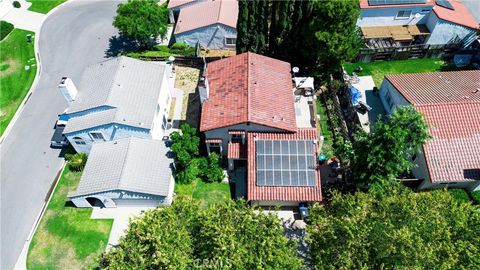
[357,43,466,62]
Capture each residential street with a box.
[0,0,123,268]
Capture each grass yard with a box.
[27,0,65,14]
[27,167,113,270]
[0,29,37,136]
[175,179,231,209]
[315,99,334,157]
[343,58,447,87]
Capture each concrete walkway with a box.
[91,207,155,250]
[2,8,45,32]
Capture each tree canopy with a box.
[170,123,201,170]
[113,0,169,47]
[307,184,480,270]
[348,105,430,185]
[99,199,303,269]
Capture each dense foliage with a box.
[113,0,168,47]
[471,190,480,204]
[308,184,480,269]
[171,124,224,184]
[347,106,430,185]
[0,21,14,41]
[236,0,360,76]
[447,188,471,203]
[65,153,87,171]
[99,199,302,269]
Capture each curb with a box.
[0,0,69,144]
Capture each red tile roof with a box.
[386,70,480,183]
[432,0,479,29]
[227,142,247,159]
[200,52,297,132]
[247,129,322,202]
[359,0,434,9]
[205,138,222,143]
[174,0,238,34]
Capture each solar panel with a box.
[368,0,426,6]
[435,0,454,10]
[256,140,317,187]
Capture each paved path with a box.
[1,1,123,268]
[2,8,45,32]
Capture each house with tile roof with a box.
[357,0,479,48]
[200,52,322,206]
[61,56,173,154]
[69,137,175,208]
[379,70,480,191]
[173,0,238,50]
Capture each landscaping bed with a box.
[27,0,65,14]
[124,43,196,60]
[0,29,37,135]
[343,58,447,87]
[27,166,113,270]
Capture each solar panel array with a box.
[256,140,316,187]
[368,0,426,6]
[435,0,454,10]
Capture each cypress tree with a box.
[236,0,250,54]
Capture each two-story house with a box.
[357,0,479,48]
[61,56,172,154]
[199,52,322,206]
[379,70,480,191]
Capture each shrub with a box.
[13,1,21,8]
[447,189,470,203]
[65,153,88,171]
[0,21,14,41]
[470,190,480,204]
[199,153,224,183]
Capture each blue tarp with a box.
[349,86,362,105]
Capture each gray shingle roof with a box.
[64,108,117,134]
[65,57,168,133]
[69,137,174,197]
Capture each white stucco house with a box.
[378,70,480,191]
[173,0,238,50]
[357,0,479,48]
[68,137,175,208]
[61,56,173,154]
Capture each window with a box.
[89,132,105,141]
[396,10,411,19]
[420,9,430,13]
[225,37,236,46]
[161,115,168,131]
[384,90,394,109]
[231,134,243,143]
[73,137,86,145]
[209,143,221,154]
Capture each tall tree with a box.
[349,105,430,185]
[308,184,480,269]
[99,199,303,269]
[113,0,169,48]
[236,0,250,53]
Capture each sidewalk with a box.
[2,7,45,32]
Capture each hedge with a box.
[0,21,14,41]
[470,191,480,204]
[447,189,470,203]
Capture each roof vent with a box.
[463,96,469,99]
[473,88,479,93]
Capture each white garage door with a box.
[113,199,162,207]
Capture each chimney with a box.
[58,77,78,105]
[199,77,210,104]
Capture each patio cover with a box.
[361,25,430,40]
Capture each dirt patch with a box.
[0,59,21,78]
[174,66,200,92]
[201,49,236,58]
[174,66,201,128]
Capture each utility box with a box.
[59,77,78,105]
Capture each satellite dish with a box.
[292,67,299,73]
[168,56,175,62]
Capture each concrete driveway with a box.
[0,0,125,268]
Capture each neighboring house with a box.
[61,56,172,154]
[379,70,480,191]
[69,137,175,208]
[173,0,238,50]
[357,0,479,48]
[200,52,322,206]
[167,0,204,23]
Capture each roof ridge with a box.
[246,52,251,123]
[105,57,125,107]
[116,136,134,190]
[216,0,222,23]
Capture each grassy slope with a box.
[0,29,37,135]
[27,167,113,270]
[343,58,446,87]
[27,0,65,14]
[315,99,334,157]
[175,179,231,209]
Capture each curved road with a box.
[1,1,123,268]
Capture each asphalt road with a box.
[0,1,123,268]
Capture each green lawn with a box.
[124,44,196,59]
[316,99,334,157]
[343,58,447,87]
[27,166,113,270]
[27,0,65,14]
[0,29,37,136]
[175,179,231,209]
